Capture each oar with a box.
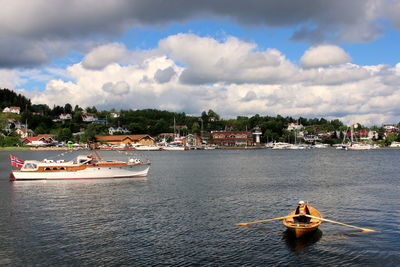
[305,214,376,232]
[236,214,300,226]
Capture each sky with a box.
[1,0,400,126]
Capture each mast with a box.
[173,117,177,137]
[351,124,354,145]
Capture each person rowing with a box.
[294,200,311,224]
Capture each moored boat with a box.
[9,153,150,181]
[283,205,322,238]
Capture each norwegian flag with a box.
[10,154,25,168]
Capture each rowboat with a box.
[283,205,322,238]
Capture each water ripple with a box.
[0,149,399,265]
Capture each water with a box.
[0,149,399,266]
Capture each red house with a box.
[208,131,253,147]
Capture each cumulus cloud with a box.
[159,34,297,84]
[0,69,26,89]
[154,67,176,83]
[82,43,130,70]
[18,34,399,126]
[102,81,130,95]
[0,0,397,68]
[300,45,351,68]
[241,91,258,102]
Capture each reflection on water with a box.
[283,229,323,252]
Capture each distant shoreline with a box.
[0,146,85,151]
[0,147,31,151]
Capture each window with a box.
[25,163,37,170]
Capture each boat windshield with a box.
[23,162,38,170]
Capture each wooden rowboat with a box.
[283,205,322,238]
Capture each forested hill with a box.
[0,87,356,144]
[0,88,31,109]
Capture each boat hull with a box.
[284,223,319,238]
[10,163,150,181]
[283,205,322,238]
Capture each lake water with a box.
[0,149,399,266]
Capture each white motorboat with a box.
[10,153,150,181]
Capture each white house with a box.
[16,128,34,138]
[3,106,20,114]
[110,112,120,118]
[82,114,98,122]
[108,127,130,135]
[287,123,304,131]
[59,113,72,120]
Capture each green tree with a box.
[81,124,107,143]
[57,128,72,141]
[86,106,98,114]
[0,134,22,147]
[64,103,73,114]
[128,122,145,134]
[385,133,397,146]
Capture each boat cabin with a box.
[75,155,95,165]
[21,161,40,171]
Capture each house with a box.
[16,128,34,138]
[82,114,98,122]
[368,130,379,140]
[208,131,253,147]
[287,122,304,131]
[383,124,399,137]
[157,133,176,144]
[345,129,374,140]
[3,106,20,114]
[303,134,321,142]
[184,134,202,147]
[108,126,130,135]
[22,134,56,147]
[95,135,156,147]
[4,118,21,132]
[59,113,72,120]
[110,112,120,118]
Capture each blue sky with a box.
[1,0,400,125]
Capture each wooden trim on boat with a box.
[282,205,322,238]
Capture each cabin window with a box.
[24,163,37,169]
[45,167,51,170]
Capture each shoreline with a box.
[1,146,399,151]
[0,146,85,151]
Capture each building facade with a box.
[95,135,156,147]
[208,131,253,147]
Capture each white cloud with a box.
[82,43,130,70]
[154,67,176,83]
[19,34,400,126]
[300,45,351,68]
[102,81,130,95]
[159,34,297,84]
[0,69,25,89]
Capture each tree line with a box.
[1,88,399,146]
